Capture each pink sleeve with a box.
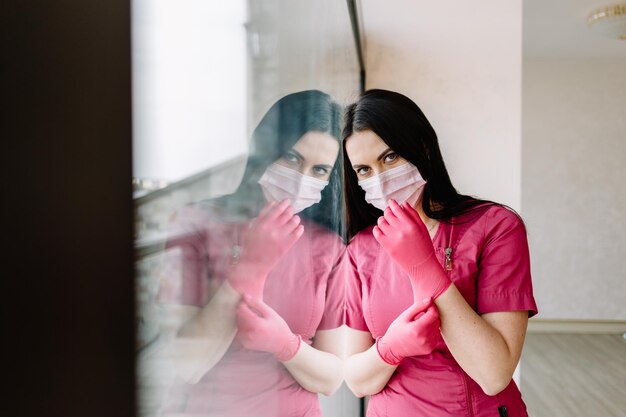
[476,207,538,317]
[345,241,369,331]
[156,206,211,307]
[317,245,347,331]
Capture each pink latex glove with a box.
[372,199,451,301]
[376,299,441,365]
[236,295,301,361]
[228,200,304,297]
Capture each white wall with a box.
[361,0,523,210]
[132,0,248,182]
[522,58,626,320]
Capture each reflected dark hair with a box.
[342,89,501,239]
[214,90,344,235]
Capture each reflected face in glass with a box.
[345,129,408,179]
[258,130,340,213]
[276,131,340,180]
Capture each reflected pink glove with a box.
[228,200,304,297]
[376,299,441,365]
[372,199,451,301]
[236,295,301,361]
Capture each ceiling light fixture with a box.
[587,3,626,40]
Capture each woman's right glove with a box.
[376,299,441,365]
[228,200,304,297]
[373,199,452,301]
[236,295,302,362]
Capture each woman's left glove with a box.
[373,200,452,301]
[236,295,301,361]
[228,200,304,297]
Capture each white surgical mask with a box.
[258,163,329,213]
[358,163,426,211]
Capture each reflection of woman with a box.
[342,90,538,416]
[157,90,345,417]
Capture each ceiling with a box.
[524,0,626,59]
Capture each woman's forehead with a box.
[345,130,389,161]
[291,131,339,161]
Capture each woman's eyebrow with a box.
[288,149,304,160]
[314,164,333,169]
[352,148,392,169]
[376,148,392,161]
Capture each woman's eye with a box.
[313,166,329,176]
[384,152,398,163]
[356,167,370,176]
[282,153,300,165]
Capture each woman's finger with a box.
[384,203,402,227]
[418,305,440,325]
[372,225,386,241]
[377,216,391,229]
[236,301,260,328]
[263,199,292,223]
[399,300,432,322]
[242,295,272,318]
[257,201,277,220]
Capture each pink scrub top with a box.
[345,205,538,417]
[157,204,345,417]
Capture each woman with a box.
[155,90,346,417]
[342,89,538,416]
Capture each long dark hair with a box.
[212,90,344,235]
[342,89,498,238]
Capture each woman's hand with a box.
[235,295,301,361]
[376,299,441,365]
[373,199,451,301]
[228,200,304,297]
